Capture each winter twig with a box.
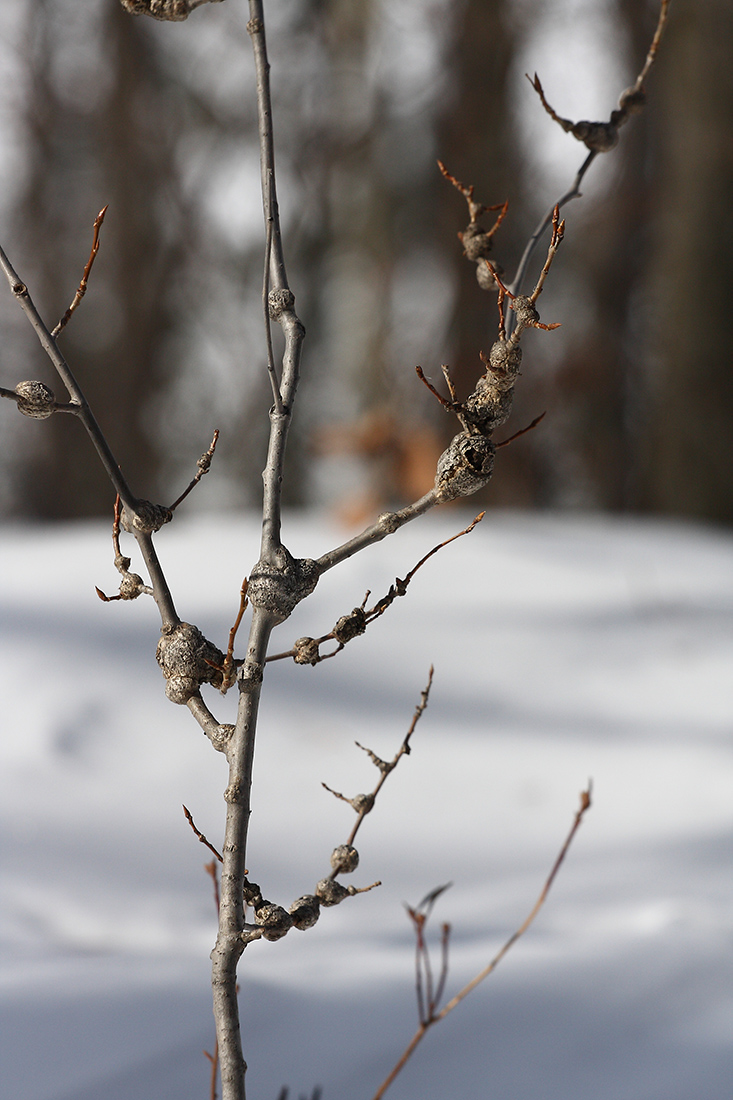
[184,804,224,863]
[168,430,220,512]
[269,516,483,666]
[508,0,669,320]
[322,669,433,853]
[52,204,108,338]
[371,783,593,1100]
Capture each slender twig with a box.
[204,859,221,1100]
[168,430,220,512]
[52,204,108,338]
[321,670,433,860]
[204,1043,220,1100]
[496,411,546,448]
[508,0,669,326]
[316,490,440,575]
[437,159,509,233]
[629,0,670,94]
[0,243,136,510]
[269,516,484,665]
[371,784,593,1100]
[183,804,224,863]
[0,241,180,630]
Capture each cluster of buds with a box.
[428,196,564,504]
[243,842,373,944]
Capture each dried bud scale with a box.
[120,499,172,535]
[289,895,321,931]
[315,878,350,907]
[332,608,367,644]
[243,880,264,909]
[330,844,359,875]
[476,262,499,292]
[462,375,514,436]
[254,903,293,941]
[118,572,147,600]
[511,296,540,330]
[459,223,496,263]
[268,287,296,321]
[293,637,320,665]
[14,380,56,419]
[119,0,220,20]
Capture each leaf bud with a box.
[14,380,56,419]
[330,844,359,875]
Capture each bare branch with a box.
[509,0,670,317]
[183,804,224,863]
[0,243,136,510]
[272,517,484,666]
[322,669,433,855]
[168,430,220,512]
[371,784,593,1100]
[52,204,108,338]
[315,490,440,575]
[496,411,546,449]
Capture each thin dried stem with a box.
[210,6,309,1097]
[507,149,595,322]
[509,0,669,325]
[168,430,220,512]
[270,516,483,665]
[52,204,108,338]
[437,159,509,235]
[631,0,671,93]
[529,205,565,304]
[262,211,284,412]
[315,490,440,575]
[371,784,593,1100]
[344,669,433,850]
[496,411,546,449]
[183,804,224,863]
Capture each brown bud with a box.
[332,608,367,644]
[315,879,350,907]
[289,895,321,930]
[254,903,293,942]
[293,637,320,665]
[14,380,56,419]
[330,844,359,875]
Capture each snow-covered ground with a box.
[1,510,732,1100]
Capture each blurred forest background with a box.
[0,0,731,524]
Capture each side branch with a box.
[53,204,108,338]
[316,491,440,575]
[0,243,135,510]
[509,0,669,314]
[371,783,593,1100]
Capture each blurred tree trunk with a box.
[15,0,185,518]
[640,0,733,522]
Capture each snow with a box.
[1,510,732,1100]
